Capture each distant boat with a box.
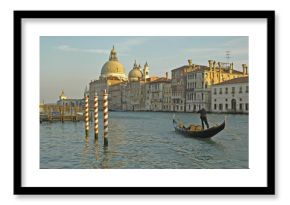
[173,117,225,138]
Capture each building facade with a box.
[162,79,173,111]
[171,63,189,112]
[185,60,248,112]
[146,77,171,111]
[56,90,84,107]
[211,76,249,113]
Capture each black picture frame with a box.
[14,10,275,195]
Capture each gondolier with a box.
[197,108,209,130]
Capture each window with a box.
[214,104,217,110]
[225,87,228,94]
[246,86,249,93]
[239,86,243,93]
[231,87,235,94]
[225,103,228,110]
[219,88,222,94]
[239,103,243,111]
[219,104,223,111]
[214,88,217,95]
[201,93,204,101]
[245,103,248,111]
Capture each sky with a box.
[40,36,248,103]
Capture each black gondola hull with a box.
[173,119,225,138]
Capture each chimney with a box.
[166,72,168,79]
[188,59,192,66]
[242,64,248,75]
[213,61,217,82]
[218,62,222,83]
[208,60,213,80]
[230,62,233,74]
[208,60,213,70]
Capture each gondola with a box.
[173,117,225,138]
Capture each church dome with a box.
[101,61,126,75]
[100,46,127,80]
[128,61,143,81]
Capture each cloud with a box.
[56,45,109,54]
[116,38,146,53]
[184,47,219,54]
[221,37,248,47]
[119,38,146,47]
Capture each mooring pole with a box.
[103,89,109,146]
[85,94,89,137]
[94,92,99,140]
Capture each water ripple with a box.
[40,112,248,169]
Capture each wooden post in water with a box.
[103,89,109,146]
[85,94,89,137]
[94,92,99,140]
[61,105,64,123]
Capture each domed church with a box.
[100,46,127,81]
[87,46,128,111]
[128,60,149,82]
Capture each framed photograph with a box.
[14,10,275,195]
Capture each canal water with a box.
[40,112,248,169]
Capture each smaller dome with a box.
[129,67,143,81]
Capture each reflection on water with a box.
[40,112,248,169]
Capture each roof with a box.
[149,77,171,84]
[214,76,248,85]
[171,64,209,72]
[171,65,188,72]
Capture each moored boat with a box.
[173,117,225,138]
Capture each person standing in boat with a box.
[197,108,209,130]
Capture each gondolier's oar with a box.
[208,116,226,127]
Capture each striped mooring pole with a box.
[94,92,99,140]
[85,94,89,137]
[103,89,109,146]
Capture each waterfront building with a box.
[185,62,210,112]
[122,61,150,111]
[185,60,248,112]
[56,90,84,107]
[123,80,145,111]
[146,77,171,111]
[162,75,173,111]
[109,82,127,111]
[171,60,192,112]
[211,76,249,113]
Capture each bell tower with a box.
[143,61,149,81]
